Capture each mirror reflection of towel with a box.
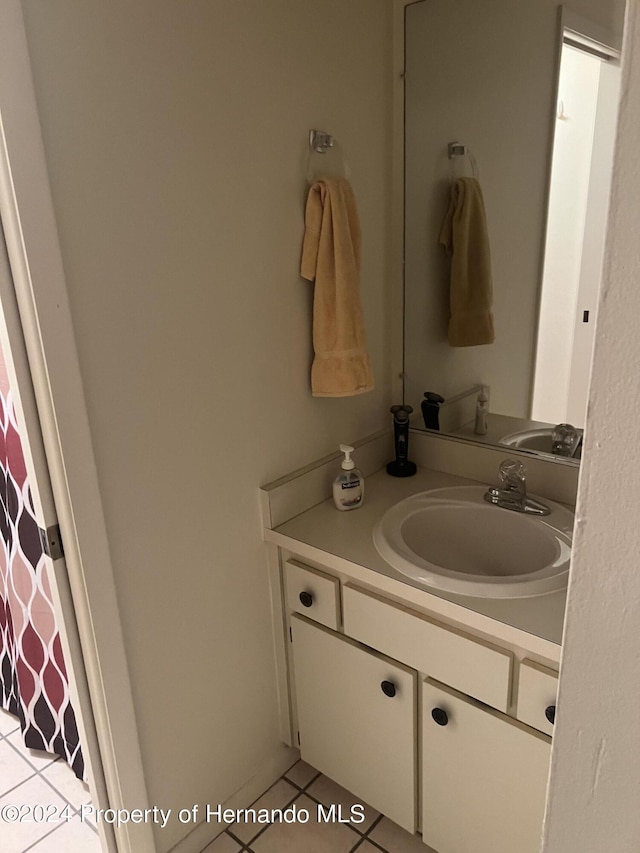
[439,177,495,347]
[301,178,374,397]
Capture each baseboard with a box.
[167,745,299,853]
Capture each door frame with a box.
[0,3,153,851]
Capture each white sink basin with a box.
[373,486,573,599]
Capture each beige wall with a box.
[577,0,627,36]
[20,1,392,849]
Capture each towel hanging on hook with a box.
[306,128,351,182]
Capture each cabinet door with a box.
[291,615,417,832]
[422,678,551,853]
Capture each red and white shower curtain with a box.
[0,348,84,778]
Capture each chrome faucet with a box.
[484,459,550,516]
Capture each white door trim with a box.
[0,3,154,851]
[0,225,116,852]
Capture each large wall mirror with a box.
[403,0,624,465]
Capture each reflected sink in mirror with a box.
[373,486,573,599]
[500,428,583,460]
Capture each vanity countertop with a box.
[264,465,568,659]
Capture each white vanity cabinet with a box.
[291,615,417,832]
[281,556,558,853]
[422,679,551,853]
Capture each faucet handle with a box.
[485,457,549,515]
[498,458,526,491]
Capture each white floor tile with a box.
[0,774,68,851]
[249,794,361,853]
[0,739,37,796]
[201,830,243,852]
[229,778,298,844]
[27,814,101,851]
[306,774,380,832]
[283,759,319,789]
[5,730,58,771]
[0,708,21,737]
[368,817,429,852]
[40,759,92,810]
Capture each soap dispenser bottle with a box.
[333,445,364,511]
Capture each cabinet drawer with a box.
[284,560,341,630]
[516,660,558,736]
[343,584,512,711]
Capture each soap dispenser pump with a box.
[387,405,417,477]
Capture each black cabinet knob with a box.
[299,591,314,608]
[381,680,397,698]
[432,707,449,726]
[545,705,556,725]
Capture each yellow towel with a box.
[300,178,374,397]
[439,177,495,347]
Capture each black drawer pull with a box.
[299,591,314,608]
[381,680,397,698]
[545,705,556,725]
[432,707,449,726]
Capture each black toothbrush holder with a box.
[387,405,417,477]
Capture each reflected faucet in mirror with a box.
[500,423,583,460]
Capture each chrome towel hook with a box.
[309,129,334,154]
[447,141,467,158]
[306,129,350,181]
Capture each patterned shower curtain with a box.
[0,347,84,779]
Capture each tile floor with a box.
[2,707,431,853]
[201,759,434,853]
[0,708,100,853]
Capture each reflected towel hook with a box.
[447,140,479,180]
